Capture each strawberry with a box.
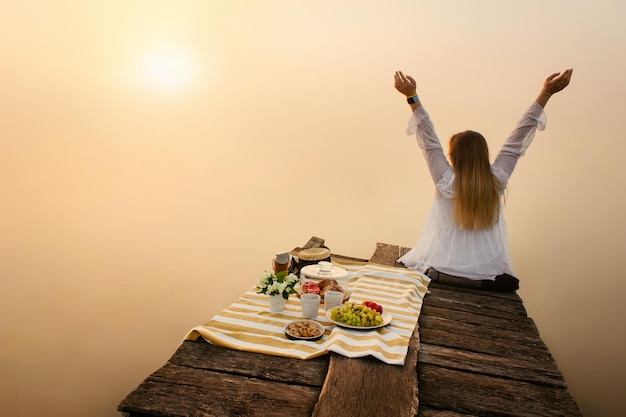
[362,301,383,313]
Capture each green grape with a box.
[330,302,383,327]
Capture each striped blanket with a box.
[184,261,430,365]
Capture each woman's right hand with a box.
[542,69,573,96]
[394,71,418,97]
[536,68,573,108]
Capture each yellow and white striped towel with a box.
[184,261,430,365]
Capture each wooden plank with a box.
[303,236,325,249]
[420,304,538,332]
[419,285,555,364]
[419,343,567,389]
[419,318,553,363]
[168,340,329,387]
[312,330,420,417]
[428,280,523,302]
[419,408,480,417]
[419,307,549,349]
[311,242,420,417]
[118,362,321,417]
[425,285,527,317]
[422,290,528,322]
[368,242,405,267]
[417,363,582,417]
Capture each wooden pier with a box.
[118,237,581,417]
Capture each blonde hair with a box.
[449,130,502,230]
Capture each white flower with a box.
[267,282,282,295]
[286,273,299,285]
[256,271,299,297]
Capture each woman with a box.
[394,69,573,291]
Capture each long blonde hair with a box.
[449,130,502,230]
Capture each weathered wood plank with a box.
[169,340,329,387]
[425,285,527,317]
[420,304,538,332]
[303,236,325,249]
[420,309,550,348]
[422,291,528,322]
[417,363,582,417]
[419,318,554,363]
[118,362,321,417]
[368,242,405,267]
[419,408,480,417]
[428,280,522,302]
[312,329,420,417]
[419,343,567,388]
[311,242,420,417]
[399,246,412,259]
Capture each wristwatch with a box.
[407,95,419,104]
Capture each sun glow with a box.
[139,45,194,91]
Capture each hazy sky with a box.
[2,1,625,416]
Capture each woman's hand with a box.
[536,68,573,108]
[394,71,417,97]
[542,69,573,96]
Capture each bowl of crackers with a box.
[283,320,325,341]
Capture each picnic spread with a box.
[185,260,430,365]
[118,238,582,417]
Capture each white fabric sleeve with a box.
[493,101,547,179]
[406,106,451,185]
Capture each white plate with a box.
[326,307,392,330]
[301,264,349,280]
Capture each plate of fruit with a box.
[326,301,391,329]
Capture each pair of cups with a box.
[301,290,344,319]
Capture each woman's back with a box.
[449,130,502,231]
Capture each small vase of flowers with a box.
[256,270,299,312]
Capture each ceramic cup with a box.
[300,293,321,319]
[324,290,344,312]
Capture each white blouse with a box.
[398,101,547,280]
